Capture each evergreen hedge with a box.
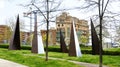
[0,44,120,55]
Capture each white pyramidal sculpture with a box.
[37,33,45,54]
[73,21,82,57]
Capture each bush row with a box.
[0,44,120,55]
[0,44,31,50]
[81,49,120,55]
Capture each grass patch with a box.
[0,48,83,67]
[0,44,120,67]
[46,52,120,67]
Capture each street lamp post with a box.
[30,7,32,37]
[24,10,39,53]
[24,1,50,60]
[23,12,32,45]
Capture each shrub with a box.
[0,44,9,48]
[0,44,120,55]
[103,51,120,55]
[0,44,31,50]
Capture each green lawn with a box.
[46,52,120,67]
[46,46,120,67]
[0,48,83,67]
[0,44,120,67]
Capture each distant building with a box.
[20,12,89,45]
[0,25,11,43]
[41,28,56,45]
[20,32,31,45]
[0,25,32,44]
[56,12,89,45]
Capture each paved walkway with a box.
[69,60,108,67]
[39,56,108,67]
[0,56,108,67]
[0,59,28,67]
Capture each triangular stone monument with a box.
[69,21,82,57]
[38,33,45,54]
[60,29,68,53]
[90,18,100,55]
[9,15,21,50]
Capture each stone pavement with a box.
[0,57,108,67]
[39,56,108,67]
[69,60,108,67]
[0,59,28,67]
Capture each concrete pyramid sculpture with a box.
[90,18,100,55]
[69,21,82,57]
[9,15,21,50]
[60,29,68,53]
[38,33,45,54]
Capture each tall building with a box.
[56,12,89,45]
[0,25,11,43]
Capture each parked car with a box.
[112,43,119,48]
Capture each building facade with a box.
[0,25,11,43]
[0,25,32,44]
[20,32,31,45]
[41,28,56,45]
[56,12,89,45]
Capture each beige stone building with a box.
[0,25,31,44]
[41,28,56,45]
[0,25,11,43]
[20,32,31,45]
[56,12,89,44]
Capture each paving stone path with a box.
[0,56,108,67]
[0,59,28,67]
[39,56,108,67]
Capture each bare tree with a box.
[81,0,120,66]
[80,0,120,40]
[6,16,25,31]
[22,0,64,61]
[78,0,115,67]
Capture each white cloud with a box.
[0,0,4,8]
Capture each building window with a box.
[76,29,78,31]
[58,24,60,27]
[62,24,64,26]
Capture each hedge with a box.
[0,44,120,55]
